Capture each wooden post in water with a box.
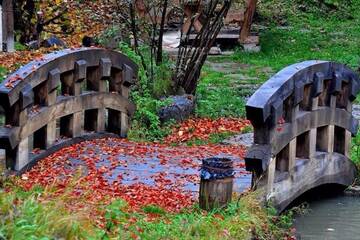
[199,158,234,210]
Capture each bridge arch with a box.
[0,48,138,172]
[245,61,360,212]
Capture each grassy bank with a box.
[0,180,294,240]
[196,1,360,120]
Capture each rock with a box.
[344,186,360,196]
[352,104,360,120]
[42,36,66,48]
[26,40,40,50]
[104,36,123,49]
[163,30,181,49]
[158,94,195,123]
[241,43,261,52]
[209,47,222,55]
[82,36,96,47]
[222,133,254,148]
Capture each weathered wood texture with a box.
[171,0,257,42]
[1,0,14,52]
[245,61,360,212]
[0,48,138,172]
[239,0,258,43]
[199,178,233,210]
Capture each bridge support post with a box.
[15,137,28,171]
[288,138,297,174]
[46,90,57,148]
[15,110,30,171]
[72,112,83,137]
[266,157,276,198]
[121,86,130,137]
[73,72,84,137]
[87,67,107,132]
[309,97,319,158]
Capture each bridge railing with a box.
[0,48,138,172]
[245,61,360,193]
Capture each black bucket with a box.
[200,157,235,180]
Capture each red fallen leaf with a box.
[32,148,41,154]
[164,118,250,144]
[278,117,286,125]
[181,159,192,165]
[130,232,138,240]
[4,82,13,89]
[98,166,108,173]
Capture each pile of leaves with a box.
[0,47,57,72]
[14,129,249,227]
[16,137,248,223]
[165,118,250,143]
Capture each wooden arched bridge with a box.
[245,61,360,212]
[0,48,138,172]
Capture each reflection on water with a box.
[294,196,360,240]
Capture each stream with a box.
[294,195,360,240]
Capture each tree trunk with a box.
[2,0,14,52]
[174,0,232,94]
[239,0,257,43]
[156,0,168,65]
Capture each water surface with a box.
[294,196,360,240]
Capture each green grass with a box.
[0,180,294,240]
[196,68,247,118]
[351,131,360,167]
[185,132,237,146]
[103,194,293,240]
[0,183,100,240]
[0,67,8,83]
[234,1,360,72]
[196,0,360,119]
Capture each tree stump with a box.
[199,157,234,211]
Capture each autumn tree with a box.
[14,0,70,44]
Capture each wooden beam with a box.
[309,97,319,158]
[267,157,276,196]
[15,137,29,171]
